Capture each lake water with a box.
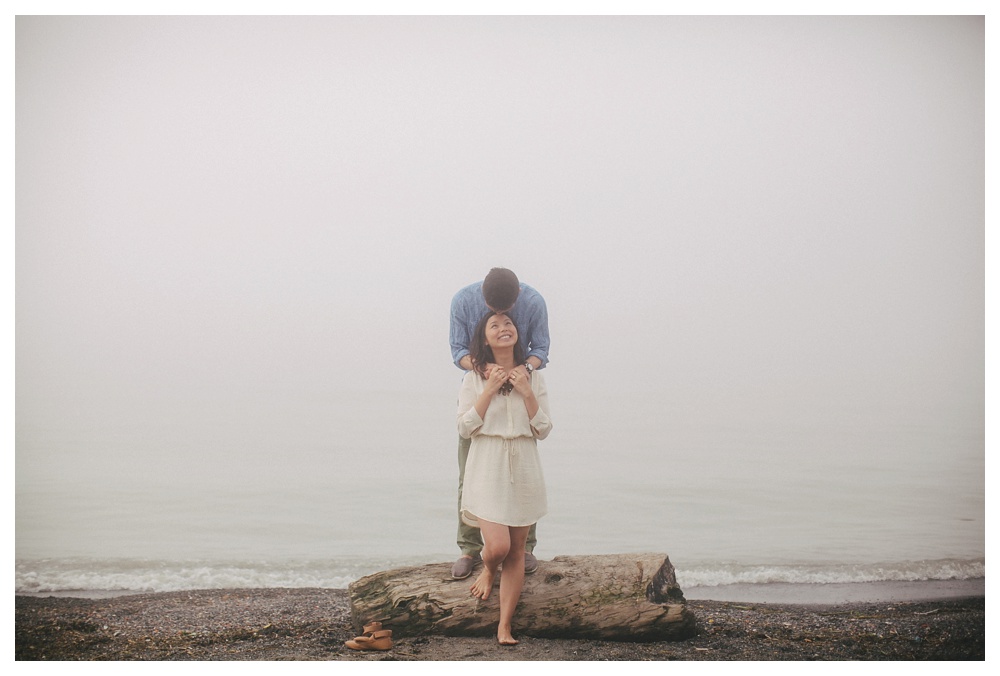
[15,387,985,596]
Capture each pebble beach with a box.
[15,586,984,661]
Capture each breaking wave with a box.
[16,556,984,595]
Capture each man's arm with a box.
[522,291,550,369]
[449,293,474,370]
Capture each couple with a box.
[449,267,551,646]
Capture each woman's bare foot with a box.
[469,568,495,600]
[498,626,518,645]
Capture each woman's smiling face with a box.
[485,313,518,350]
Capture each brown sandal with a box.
[345,628,393,651]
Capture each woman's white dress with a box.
[457,370,552,528]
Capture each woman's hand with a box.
[485,366,508,394]
[508,365,539,419]
[474,366,507,419]
[507,365,532,397]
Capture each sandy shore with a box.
[16,585,984,661]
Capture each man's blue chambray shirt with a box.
[449,282,550,370]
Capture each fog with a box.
[16,16,983,497]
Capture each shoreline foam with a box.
[17,577,986,605]
[16,555,985,599]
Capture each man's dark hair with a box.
[481,267,520,312]
[470,312,526,379]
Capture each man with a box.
[449,267,550,579]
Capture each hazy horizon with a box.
[16,16,984,555]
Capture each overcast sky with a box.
[16,15,984,461]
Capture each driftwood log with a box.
[347,553,697,642]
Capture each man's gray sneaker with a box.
[451,554,482,579]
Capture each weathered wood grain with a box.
[348,553,697,641]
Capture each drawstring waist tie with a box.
[502,438,516,483]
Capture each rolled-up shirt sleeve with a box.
[457,372,484,438]
[522,291,550,369]
[450,292,474,369]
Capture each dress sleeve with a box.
[457,371,484,438]
[528,371,552,440]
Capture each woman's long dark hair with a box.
[469,312,525,380]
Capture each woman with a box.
[457,311,552,646]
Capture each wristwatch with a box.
[524,362,534,375]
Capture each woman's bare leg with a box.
[469,519,510,601]
[497,525,530,645]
